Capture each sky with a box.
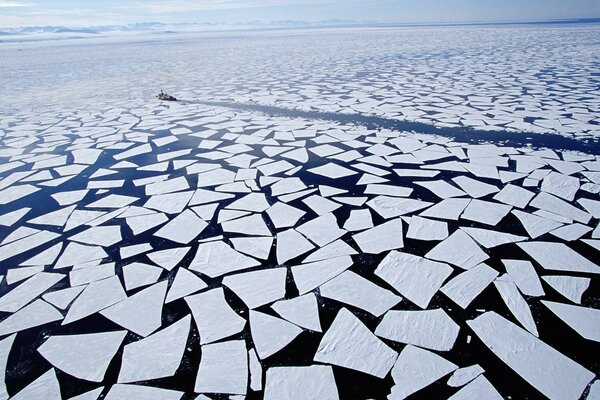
[0,0,599,28]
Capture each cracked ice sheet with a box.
[189,240,260,277]
[518,241,600,274]
[426,230,488,270]
[375,251,453,309]
[314,308,397,378]
[223,268,287,309]
[467,311,594,400]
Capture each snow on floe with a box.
[425,230,488,270]
[376,308,460,351]
[375,251,452,309]
[319,270,401,316]
[189,240,260,277]
[315,308,397,378]
[223,268,287,309]
[494,276,538,336]
[264,365,339,400]
[447,364,485,387]
[194,340,248,395]
[406,216,449,241]
[0,334,15,400]
[501,259,544,297]
[118,315,190,383]
[352,218,404,254]
[0,299,63,336]
[38,330,126,382]
[10,369,61,400]
[541,275,590,304]
[104,384,183,400]
[185,288,246,344]
[541,301,600,342]
[271,293,322,332]
[250,310,302,359]
[518,241,600,274]
[291,255,353,295]
[0,272,64,313]
[440,263,499,309]
[468,311,594,400]
[389,345,458,399]
[448,375,502,400]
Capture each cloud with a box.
[121,0,344,14]
[0,1,31,7]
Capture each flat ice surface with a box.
[518,242,600,274]
[194,340,248,395]
[448,375,502,400]
[38,331,126,382]
[315,308,397,378]
[425,230,488,270]
[389,345,458,399]
[376,308,460,351]
[249,310,302,359]
[223,268,287,309]
[468,311,594,400]
[264,365,339,400]
[542,301,600,342]
[375,251,452,309]
[440,263,499,309]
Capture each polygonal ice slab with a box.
[194,340,248,395]
[352,218,404,254]
[185,288,246,344]
[271,293,322,332]
[223,268,287,309]
[118,315,190,383]
[315,308,397,378]
[189,240,260,277]
[10,369,61,400]
[467,311,594,400]
[426,230,488,270]
[264,365,339,400]
[38,331,126,382]
[104,384,183,400]
[389,345,458,399]
[375,251,453,309]
[376,308,460,351]
[250,310,302,359]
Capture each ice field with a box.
[0,23,599,400]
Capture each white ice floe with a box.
[226,192,270,212]
[452,176,499,198]
[302,239,357,263]
[493,184,535,209]
[166,268,207,303]
[122,262,162,291]
[104,384,183,400]
[367,196,432,219]
[307,162,357,179]
[502,259,544,297]
[264,365,339,400]
[276,229,315,264]
[302,195,341,215]
[266,202,305,228]
[221,213,271,236]
[406,216,449,241]
[291,255,353,295]
[0,230,60,263]
[154,209,208,244]
[388,345,458,399]
[189,240,260,277]
[144,191,194,214]
[494,277,538,336]
[125,212,169,235]
[541,171,580,201]
[460,199,512,226]
[419,198,470,220]
[541,275,589,304]
[146,246,190,271]
[120,243,152,260]
[511,210,563,238]
[426,230,488,270]
[0,272,64,313]
[250,310,302,359]
[42,285,85,310]
[375,251,453,309]
[231,236,273,260]
[467,311,594,400]
[518,241,600,274]
[542,300,600,342]
[0,299,63,336]
[296,213,345,247]
[249,348,262,391]
[447,364,485,387]
[343,209,374,231]
[194,340,248,395]
[461,227,526,249]
[223,268,287,309]
[314,308,397,378]
[448,375,502,400]
[100,281,167,337]
[10,369,61,400]
[118,315,190,383]
[440,263,499,309]
[319,270,401,317]
[271,293,322,332]
[63,275,126,325]
[415,180,466,199]
[376,308,459,351]
[352,218,404,254]
[550,223,592,241]
[185,288,246,344]
[38,330,126,382]
[529,192,590,224]
[54,242,108,269]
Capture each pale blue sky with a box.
[1,0,599,28]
